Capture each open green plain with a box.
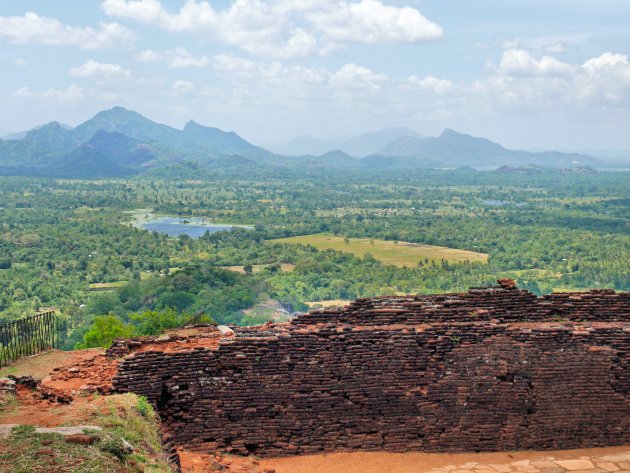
[268,233,488,267]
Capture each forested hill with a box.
[0,107,614,178]
[377,129,600,168]
[0,107,274,177]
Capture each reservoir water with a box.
[139,216,251,238]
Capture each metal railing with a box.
[0,311,57,368]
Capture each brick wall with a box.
[110,286,630,456]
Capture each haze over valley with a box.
[1,106,621,177]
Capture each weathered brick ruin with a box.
[109,283,630,457]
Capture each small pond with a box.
[482,199,508,206]
[138,216,252,238]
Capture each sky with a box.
[1,0,629,150]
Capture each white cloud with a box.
[13,84,87,102]
[136,48,210,68]
[471,50,630,112]
[330,63,386,91]
[576,53,630,104]
[173,80,194,94]
[69,60,130,78]
[0,12,134,49]
[408,75,454,94]
[102,0,442,58]
[136,49,160,62]
[498,34,591,55]
[212,54,384,92]
[582,52,628,73]
[306,0,442,45]
[496,49,575,77]
[212,53,329,86]
[246,28,322,59]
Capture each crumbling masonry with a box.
[109,284,630,456]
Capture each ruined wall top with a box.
[106,281,628,359]
[292,281,628,326]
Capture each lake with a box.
[138,216,252,238]
[482,199,507,206]
[482,199,527,207]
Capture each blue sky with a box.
[1,0,629,150]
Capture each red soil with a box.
[256,446,630,473]
[177,446,630,473]
[43,353,117,395]
[0,349,118,428]
[133,334,225,354]
[179,449,272,473]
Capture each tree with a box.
[131,308,182,336]
[76,315,135,349]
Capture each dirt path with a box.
[257,446,630,473]
[0,348,112,428]
[0,348,103,380]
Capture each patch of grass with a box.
[0,393,174,473]
[267,233,488,267]
[0,424,122,473]
[89,281,128,291]
[92,394,170,469]
[135,395,152,419]
[0,393,19,416]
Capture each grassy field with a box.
[267,234,487,267]
[305,300,353,309]
[88,281,128,291]
[221,263,295,274]
[552,287,594,293]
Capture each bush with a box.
[130,308,182,336]
[135,396,153,419]
[76,315,135,349]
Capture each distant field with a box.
[552,287,594,293]
[267,234,488,267]
[89,281,128,291]
[221,263,295,274]
[305,300,353,309]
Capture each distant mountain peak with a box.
[377,128,600,168]
[440,128,463,137]
[321,149,353,159]
[107,105,135,115]
[183,119,202,129]
[269,127,424,157]
[439,129,481,140]
[183,120,225,133]
[182,120,241,139]
[92,106,144,120]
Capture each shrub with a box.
[76,315,135,349]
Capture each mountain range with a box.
[377,129,598,168]
[266,127,424,157]
[0,107,612,177]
